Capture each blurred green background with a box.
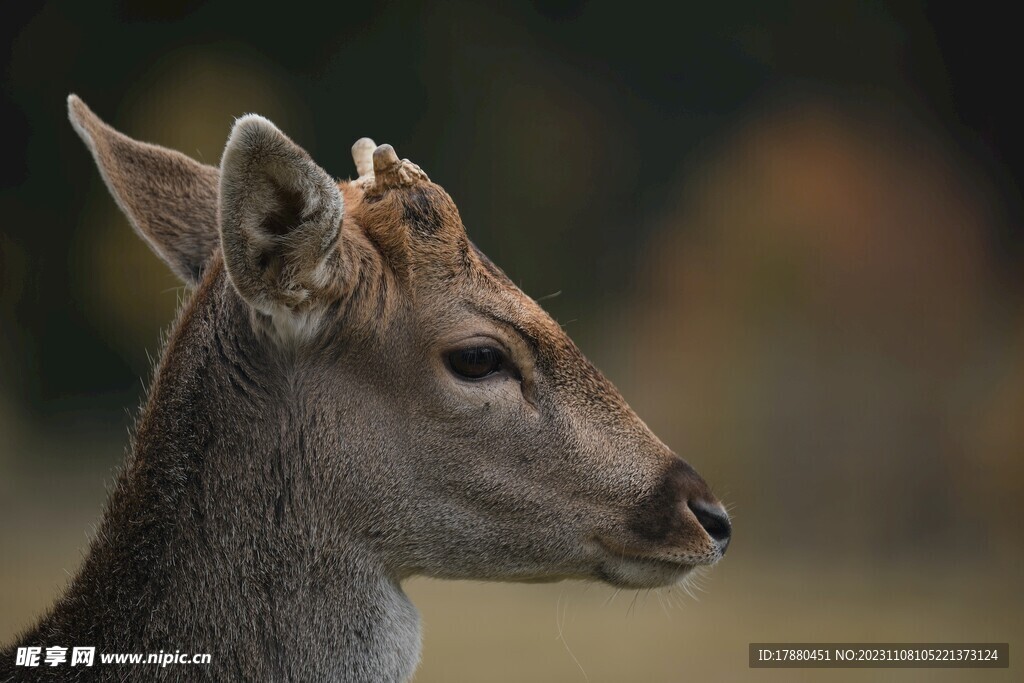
[2,1,1022,681]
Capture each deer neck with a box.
[22,261,421,682]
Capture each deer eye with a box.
[447,347,504,379]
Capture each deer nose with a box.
[688,499,731,554]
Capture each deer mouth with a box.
[592,537,697,589]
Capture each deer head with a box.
[67,94,729,594]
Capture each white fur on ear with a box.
[219,114,344,320]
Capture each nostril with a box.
[688,500,732,550]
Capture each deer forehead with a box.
[343,177,467,264]
[339,169,580,363]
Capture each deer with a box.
[1,95,731,682]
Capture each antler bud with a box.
[370,143,429,189]
[351,137,376,177]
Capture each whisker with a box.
[656,588,672,619]
[555,590,588,681]
[627,590,640,618]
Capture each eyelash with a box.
[447,346,506,380]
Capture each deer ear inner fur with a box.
[218,114,344,317]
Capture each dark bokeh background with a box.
[2,2,1022,681]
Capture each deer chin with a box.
[596,555,695,589]
[591,537,708,589]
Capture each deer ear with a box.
[67,95,220,285]
[218,115,344,316]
